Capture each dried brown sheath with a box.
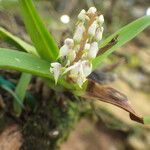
[98,35,118,56]
[83,79,143,124]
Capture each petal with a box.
[73,23,85,43]
[88,42,99,59]
[87,7,97,14]
[95,27,104,41]
[64,38,74,47]
[82,61,92,77]
[78,9,86,21]
[50,62,62,84]
[97,15,104,25]
[59,45,70,58]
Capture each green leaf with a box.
[93,16,150,69]
[13,73,31,116]
[0,27,35,116]
[1,85,24,108]
[144,116,150,124]
[18,0,59,61]
[0,48,74,90]
[0,27,38,55]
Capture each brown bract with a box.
[83,79,143,124]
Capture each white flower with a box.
[87,7,97,14]
[59,38,74,58]
[78,9,86,21]
[84,43,90,50]
[88,21,97,37]
[95,27,104,41]
[50,62,62,84]
[59,45,69,58]
[64,60,92,87]
[88,42,99,59]
[73,23,85,43]
[81,60,92,76]
[97,15,104,25]
[64,38,74,47]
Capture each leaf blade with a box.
[13,73,31,116]
[0,48,73,90]
[0,27,38,55]
[18,0,59,61]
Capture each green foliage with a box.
[18,0,59,61]
[1,85,24,108]
[93,16,150,69]
[0,27,37,55]
[0,27,36,116]
[0,48,74,90]
[0,48,51,78]
[13,73,32,116]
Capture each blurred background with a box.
[0,0,150,150]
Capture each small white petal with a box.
[59,45,70,58]
[95,27,104,41]
[81,60,92,77]
[73,23,85,43]
[63,61,80,74]
[64,38,74,47]
[87,7,97,14]
[97,15,104,25]
[84,43,90,50]
[78,9,86,21]
[50,62,62,84]
[65,60,92,87]
[88,42,99,59]
[88,21,97,37]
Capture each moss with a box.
[21,96,80,150]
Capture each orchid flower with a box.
[50,7,104,87]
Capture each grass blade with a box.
[1,85,24,108]
[0,27,38,55]
[13,73,31,116]
[18,0,59,61]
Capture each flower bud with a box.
[84,43,90,50]
[97,15,104,25]
[59,44,70,58]
[95,27,104,41]
[78,9,86,21]
[81,60,92,77]
[88,42,99,59]
[50,62,62,84]
[87,7,97,14]
[64,38,74,47]
[88,21,97,37]
[73,23,85,43]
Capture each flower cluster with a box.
[50,7,104,87]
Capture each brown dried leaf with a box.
[84,79,143,124]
